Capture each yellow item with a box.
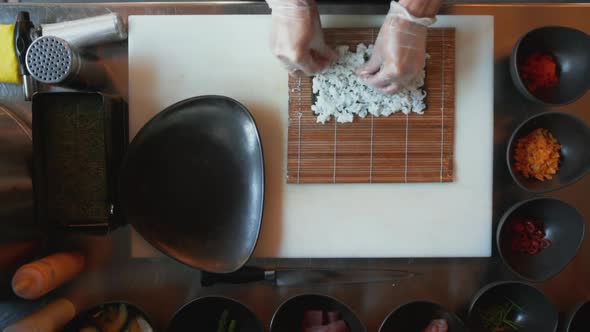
[0,24,21,84]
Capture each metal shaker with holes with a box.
[25,36,107,90]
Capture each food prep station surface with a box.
[1,2,589,332]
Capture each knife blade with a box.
[200,266,418,287]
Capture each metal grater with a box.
[26,36,72,83]
[25,36,106,89]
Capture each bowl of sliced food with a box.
[468,281,558,332]
[560,300,590,332]
[167,296,264,332]
[270,294,366,332]
[497,198,585,281]
[510,26,590,105]
[64,302,154,332]
[506,112,590,193]
[378,301,466,332]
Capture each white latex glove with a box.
[356,1,436,94]
[267,0,337,76]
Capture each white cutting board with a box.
[128,15,494,258]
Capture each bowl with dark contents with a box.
[378,301,466,332]
[510,26,590,105]
[167,296,264,332]
[497,198,585,282]
[561,301,590,332]
[506,112,590,193]
[64,302,154,332]
[468,281,558,332]
[270,294,366,332]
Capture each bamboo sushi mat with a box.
[287,28,456,184]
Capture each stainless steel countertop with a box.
[1,3,589,331]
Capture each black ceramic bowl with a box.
[168,296,264,332]
[468,281,558,332]
[497,198,585,281]
[378,301,466,332]
[510,26,590,105]
[506,112,590,193]
[561,301,590,332]
[64,302,154,332]
[270,294,366,332]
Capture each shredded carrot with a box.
[513,128,561,181]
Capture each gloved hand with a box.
[267,0,337,76]
[356,1,436,94]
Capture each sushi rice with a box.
[311,44,427,124]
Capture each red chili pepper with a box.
[510,218,551,255]
[527,245,539,255]
[512,221,525,233]
[525,221,536,233]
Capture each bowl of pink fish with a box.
[270,294,366,332]
[378,301,467,332]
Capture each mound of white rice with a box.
[311,44,427,124]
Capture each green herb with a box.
[217,310,229,332]
[228,320,237,332]
[479,298,523,332]
[216,311,237,332]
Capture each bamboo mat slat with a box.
[287,28,456,184]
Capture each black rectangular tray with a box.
[32,92,128,233]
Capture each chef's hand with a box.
[266,0,337,76]
[356,0,440,94]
